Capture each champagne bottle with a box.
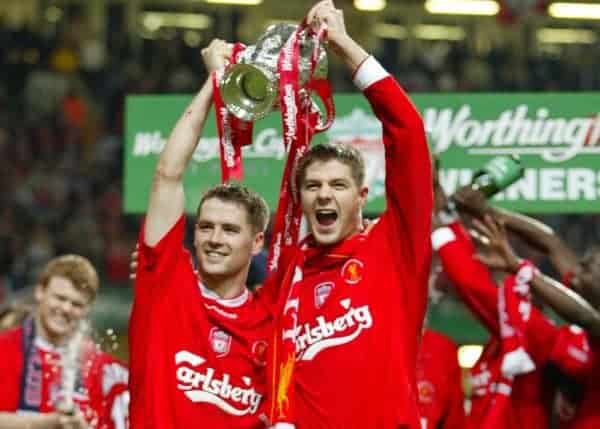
[470,155,524,198]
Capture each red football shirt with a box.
[416,329,464,429]
[291,58,432,429]
[129,217,272,429]
[433,222,592,429]
[0,322,129,429]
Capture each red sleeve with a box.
[136,215,187,287]
[132,215,190,316]
[365,75,432,286]
[522,309,561,366]
[0,327,22,411]
[434,224,569,368]
[547,325,592,379]
[433,222,500,335]
[130,215,190,390]
[357,62,432,345]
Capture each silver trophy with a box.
[219,23,328,122]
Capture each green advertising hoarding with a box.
[125,92,600,214]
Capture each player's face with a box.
[35,276,92,344]
[194,198,263,281]
[300,159,368,246]
[572,248,600,309]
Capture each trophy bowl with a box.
[220,23,328,122]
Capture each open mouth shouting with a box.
[315,209,338,229]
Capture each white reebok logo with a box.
[175,351,262,415]
[294,299,373,361]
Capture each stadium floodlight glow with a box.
[425,0,500,16]
[414,24,466,40]
[537,28,597,44]
[354,0,387,12]
[141,12,212,31]
[548,2,600,19]
[374,23,408,39]
[204,0,262,5]
[457,345,484,369]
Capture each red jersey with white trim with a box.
[0,324,129,429]
[129,217,272,429]
[433,222,592,429]
[292,58,432,429]
[416,329,464,429]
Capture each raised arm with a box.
[432,220,500,335]
[144,40,231,246]
[473,214,600,339]
[496,208,579,278]
[452,186,579,277]
[310,2,431,264]
[307,1,369,72]
[531,274,600,338]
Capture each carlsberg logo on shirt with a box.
[174,351,262,416]
[295,299,373,361]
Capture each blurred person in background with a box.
[454,189,600,429]
[0,254,129,429]
[431,167,591,429]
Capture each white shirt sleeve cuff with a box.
[353,56,389,91]
[431,227,456,251]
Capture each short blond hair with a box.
[38,255,99,301]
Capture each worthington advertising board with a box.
[125,92,600,214]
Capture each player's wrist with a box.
[506,254,523,274]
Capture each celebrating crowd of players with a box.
[1,1,600,428]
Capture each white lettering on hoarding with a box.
[439,168,600,202]
[425,105,600,162]
[131,129,286,162]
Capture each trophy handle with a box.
[296,20,334,134]
[309,78,335,133]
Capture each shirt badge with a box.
[418,380,436,404]
[314,282,334,308]
[341,259,364,284]
[252,340,268,366]
[210,328,231,357]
